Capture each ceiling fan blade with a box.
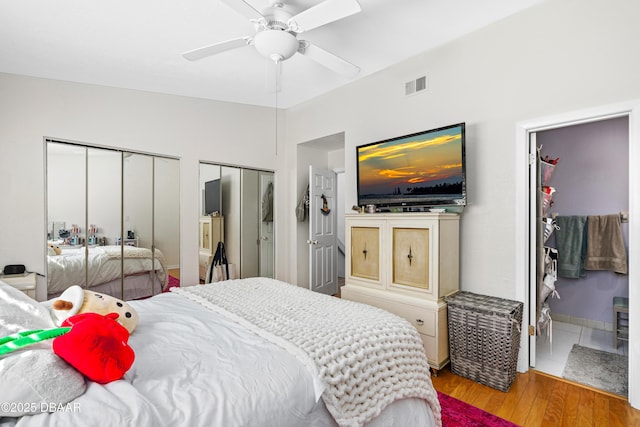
[299,42,360,78]
[219,0,264,21]
[288,0,361,33]
[182,37,251,61]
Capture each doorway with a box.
[515,100,640,409]
[295,132,346,292]
[531,117,629,389]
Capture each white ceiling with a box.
[0,0,542,109]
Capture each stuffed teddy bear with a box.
[43,286,139,333]
[47,243,61,256]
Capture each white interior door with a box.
[529,132,538,368]
[308,166,338,295]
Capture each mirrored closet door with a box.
[198,163,274,282]
[46,140,180,301]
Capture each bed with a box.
[0,277,441,427]
[199,250,213,281]
[46,245,167,300]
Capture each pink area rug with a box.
[438,391,520,427]
[165,275,180,291]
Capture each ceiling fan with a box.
[182,0,362,79]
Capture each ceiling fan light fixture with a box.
[253,29,298,62]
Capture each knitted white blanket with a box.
[172,278,441,427]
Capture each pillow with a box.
[0,281,86,417]
[0,280,54,337]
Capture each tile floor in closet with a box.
[534,320,629,378]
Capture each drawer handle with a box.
[416,319,424,326]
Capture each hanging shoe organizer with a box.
[536,148,561,351]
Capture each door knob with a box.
[307,239,318,245]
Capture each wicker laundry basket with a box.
[445,291,523,392]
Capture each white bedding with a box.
[47,245,167,294]
[8,289,438,427]
[173,278,441,426]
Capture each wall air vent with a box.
[405,75,428,96]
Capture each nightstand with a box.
[116,237,139,247]
[0,272,36,299]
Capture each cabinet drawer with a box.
[345,290,435,336]
[386,303,436,337]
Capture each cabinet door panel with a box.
[392,227,429,290]
[200,218,212,252]
[350,226,380,281]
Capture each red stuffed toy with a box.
[53,312,135,384]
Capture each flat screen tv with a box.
[357,123,466,209]
[204,179,221,215]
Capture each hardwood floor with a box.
[167,268,180,279]
[430,365,640,426]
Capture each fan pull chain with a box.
[274,58,279,156]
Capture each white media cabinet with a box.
[340,212,460,372]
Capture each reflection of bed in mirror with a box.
[47,245,167,300]
[199,252,213,282]
[46,141,180,302]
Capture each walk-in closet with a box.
[532,116,630,397]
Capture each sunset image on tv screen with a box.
[358,125,463,203]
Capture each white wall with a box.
[282,0,640,406]
[284,0,640,300]
[88,150,122,244]
[0,73,280,298]
[47,146,91,237]
[153,156,180,268]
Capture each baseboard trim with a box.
[551,312,613,332]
